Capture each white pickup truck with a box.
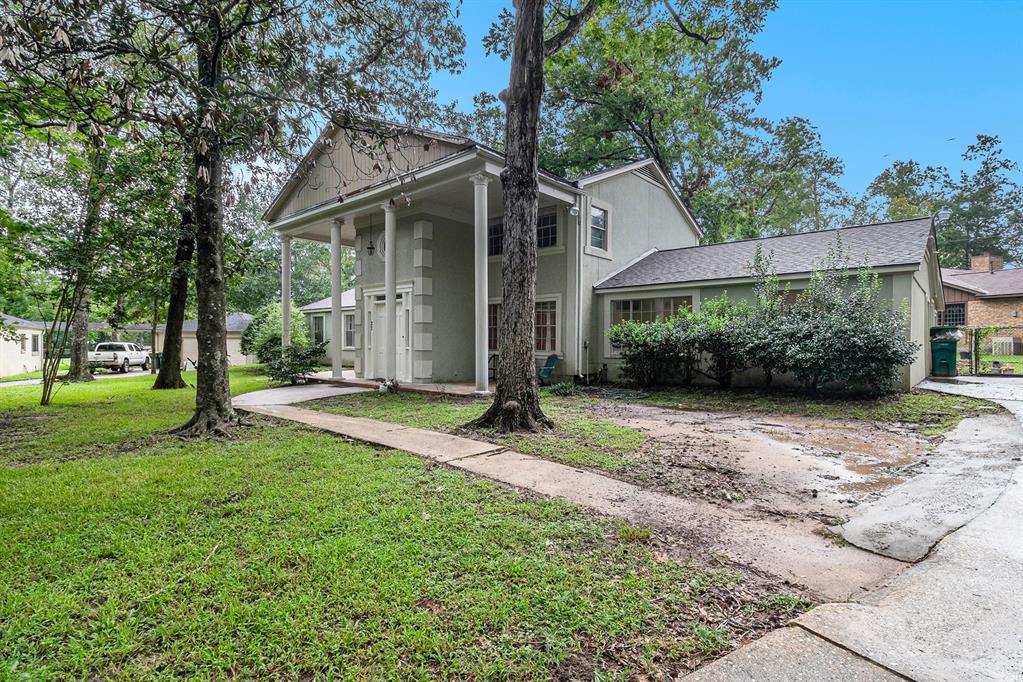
[88,342,151,373]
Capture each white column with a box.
[470,172,491,395]
[330,219,345,378]
[383,203,397,382]
[281,234,292,347]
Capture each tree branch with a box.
[543,0,600,58]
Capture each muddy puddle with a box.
[587,400,931,522]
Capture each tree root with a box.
[467,398,555,433]
[168,410,245,439]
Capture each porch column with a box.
[281,234,292,347]
[383,202,397,382]
[330,219,345,378]
[470,172,491,395]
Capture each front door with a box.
[367,294,411,382]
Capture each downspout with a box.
[574,194,585,378]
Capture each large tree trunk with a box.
[154,199,195,390]
[66,282,93,382]
[470,0,552,432]
[172,44,235,436]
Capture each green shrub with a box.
[242,301,307,362]
[265,341,327,385]
[606,245,919,394]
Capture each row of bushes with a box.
[242,301,326,383]
[608,254,919,393]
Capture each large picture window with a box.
[487,299,559,354]
[487,208,558,256]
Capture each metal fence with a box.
[955,325,1023,376]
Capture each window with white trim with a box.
[590,206,608,250]
[343,313,355,348]
[487,208,558,256]
[31,334,40,355]
[311,315,325,345]
[535,300,557,352]
[487,300,558,354]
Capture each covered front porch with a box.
[273,145,582,395]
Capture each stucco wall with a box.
[154,332,253,367]
[579,171,702,378]
[0,326,44,377]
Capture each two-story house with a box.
[266,125,942,391]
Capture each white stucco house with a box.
[266,125,942,392]
[0,313,46,378]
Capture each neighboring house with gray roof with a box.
[0,312,255,378]
[266,123,941,392]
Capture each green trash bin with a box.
[930,326,960,377]
[154,352,162,370]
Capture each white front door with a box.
[367,294,411,382]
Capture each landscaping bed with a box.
[0,370,805,679]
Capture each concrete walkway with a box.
[236,383,902,602]
[691,376,1023,681]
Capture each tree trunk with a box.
[470,0,553,432]
[172,43,235,436]
[154,200,195,389]
[66,282,93,381]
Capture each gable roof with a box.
[941,267,1023,298]
[1,312,47,331]
[572,158,704,238]
[595,217,935,290]
[300,289,356,312]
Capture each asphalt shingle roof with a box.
[942,267,1023,298]
[595,218,934,290]
[0,313,47,330]
[300,289,356,311]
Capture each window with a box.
[311,315,325,345]
[535,301,557,352]
[487,209,558,256]
[487,219,503,257]
[659,297,691,319]
[536,209,558,248]
[31,334,39,355]
[487,303,500,351]
[940,303,966,327]
[487,300,558,354]
[19,334,26,353]
[590,206,608,250]
[610,296,693,350]
[781,290,802,310]
[343,313,355,348]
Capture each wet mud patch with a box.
[584,400,933,524]
[0,412,56,463]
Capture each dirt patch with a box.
[587,400,931,522]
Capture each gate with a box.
[956,326,1023,376]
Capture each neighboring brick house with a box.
[941,253,1023,355]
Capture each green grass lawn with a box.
[0,367,799,679]
[310,390,646,473]
[0,359,70,383]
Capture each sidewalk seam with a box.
[792,623,917,681]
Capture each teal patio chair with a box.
[537,354,558,386]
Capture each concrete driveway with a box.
[688,376,1023,681]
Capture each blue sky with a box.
[431,0,1023,195]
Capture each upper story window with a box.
[590,206,608,250]
[487,208,558,256]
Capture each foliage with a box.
[265,341,327,385]
[241,300,307,362]
[857,135,1022,267]
[608,247,920,393]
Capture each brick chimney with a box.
[970,252,1004,273]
